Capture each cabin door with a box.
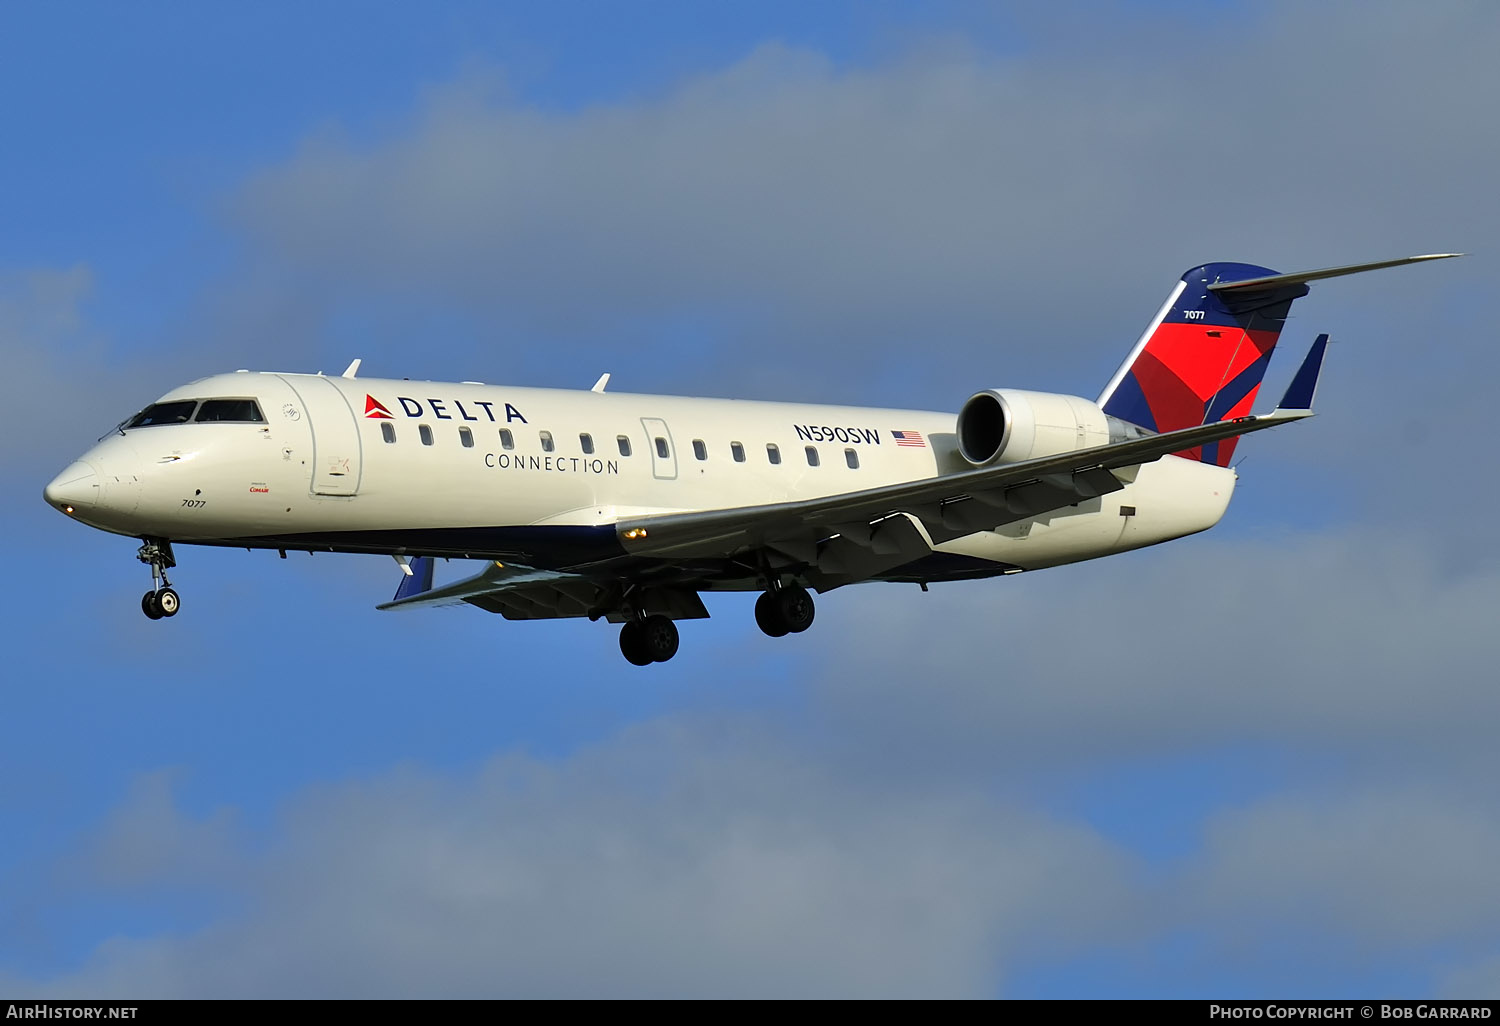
[279,376,363,496]
[639,417,678,481]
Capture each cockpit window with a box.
[126,401,198,427]
[195,398,265,423]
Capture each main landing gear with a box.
[755,584,815,638]
[137,539,180,620]
[619,615,680,666]
[612,583,815,665]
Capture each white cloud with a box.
[229,2,1498,402]
[1187,787,1500,949]
[807,530,1500,772]
[1441,954,1500,999]
[68,770,243,889]
[8,526,1500,997]
[3,732,1140,998]
[0,265,167,474]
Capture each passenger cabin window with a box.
[540,430,555,452]
[419,425,434,446]
[459,426,474,448]
[580,433,594,455]
[195,398,265,423]
[381,422,396,444]
[126,401,197,427]
[805,446,820,467]
[731,441,745,463]
[692,439,707,461]
[766,443,781,465]
[500,429,515,450]
[617,435,632,457]
[845,448,859,469]
[655,437,669,459]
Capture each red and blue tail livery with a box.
[1097,262,1304,466]
[1098,254,1460,467]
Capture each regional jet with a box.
[43,255,1457,664]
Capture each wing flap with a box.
[813,513,932,589]
[473,579,604,620]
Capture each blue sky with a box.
[3,0,1499,998]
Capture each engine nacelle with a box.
[956,389,1119,466]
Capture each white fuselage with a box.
[49,371,1235,587]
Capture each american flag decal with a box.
[892,430,926,448]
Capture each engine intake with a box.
[956,389,1113,465]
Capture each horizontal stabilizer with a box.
[1207,254,1462,294]
[1275,334,1329,413]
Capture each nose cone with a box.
[44,461,100,514]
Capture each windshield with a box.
[125,401,198,427]
[122,397,265,429]
[195,398,264,422]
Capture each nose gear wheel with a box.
[137,539,181,620]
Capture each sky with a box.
[2,0,1498,999]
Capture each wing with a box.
[377,556,708,623]
[378,558,579,611]
[612,339,1328,585]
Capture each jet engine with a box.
[955,389,1140,466]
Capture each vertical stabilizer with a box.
[1098,262,1307,466]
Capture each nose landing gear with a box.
[137,539,180,620]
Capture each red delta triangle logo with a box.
[364,395,394,419]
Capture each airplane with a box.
[43,254,1457,665]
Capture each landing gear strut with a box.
[620,614,679,665]
[755,584,815,637]
[137,539,180,620]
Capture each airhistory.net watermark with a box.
[5,1007,137,1020]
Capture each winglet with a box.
[591,373,611,393]
[392,556,435,602]
[1273,334,1329,414]
[341,358,362,379]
